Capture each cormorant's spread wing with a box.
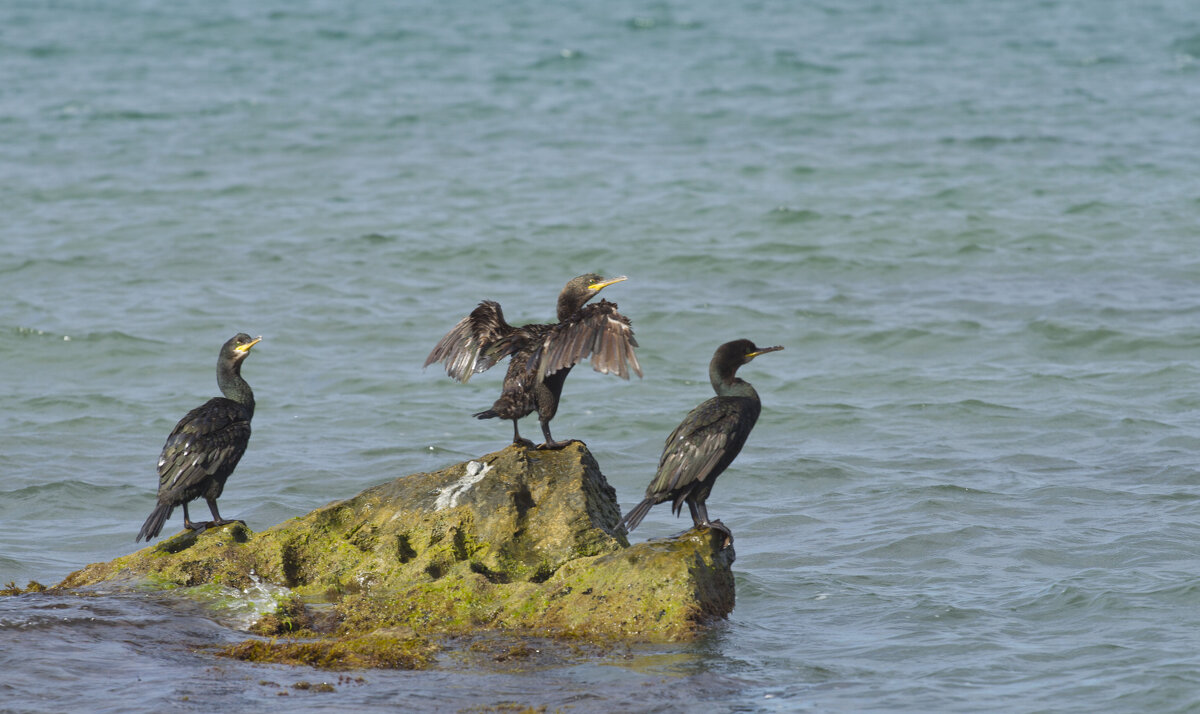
[157,399,252,494]
[424,300,517,383]
[535,299,642,382]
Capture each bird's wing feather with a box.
[157,399,251,495]
[535,300,642,382]
[646,399,748,497]
[424,300,517,383]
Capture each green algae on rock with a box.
[58,443,736,645]
[1,581,48,596]
[220,629,437,670]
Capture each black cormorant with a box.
[136,333,261,542]
[619,339,783,546]
[424,274,642,449]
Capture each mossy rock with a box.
[58,443,736,651]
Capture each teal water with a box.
[5,0,1200,710]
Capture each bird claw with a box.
[184,519,245,533]
[537,438,578,450]
[700,520,734,549]
[512,437,537,449]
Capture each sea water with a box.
[5,0,1200,710]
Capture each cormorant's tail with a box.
[136,503,174,543]
[618,498,656,535]
[473,409,498,420]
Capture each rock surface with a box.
[59,443,735,649]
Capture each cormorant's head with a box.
[558,274,628,318]
[712,339,783,377]
[221,333,262,366]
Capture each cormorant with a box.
[136,333,261,542]
[619,339,783,546]
[424,274,642,449]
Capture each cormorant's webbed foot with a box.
[537,421,578,450]
[511,421,536,449]
[181,503,205,532]
[183,518,245,533]
[201,499,244,533]
[698,519,734,549]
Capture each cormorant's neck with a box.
[557,291,593,322]
[710,363,759,400]
[218,361,255,415]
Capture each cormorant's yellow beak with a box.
[588,276,628,291]
[235,336,262,353]
[746,345,784,360]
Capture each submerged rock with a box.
[59,443,735,650]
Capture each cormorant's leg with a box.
[536,418,575,450]
[511,419,536,449]
[182,502,207,531]
[689,499,733,548]
[206,498,246,529]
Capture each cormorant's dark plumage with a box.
[424,274,641,449]
[619,339,783,546]
[136,333,260,542]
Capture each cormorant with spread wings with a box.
[425,274,641,449]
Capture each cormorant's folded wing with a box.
[648,403,734,496]
[535,299,642,382]
[157,399,252,493]
[424,300,517,383]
